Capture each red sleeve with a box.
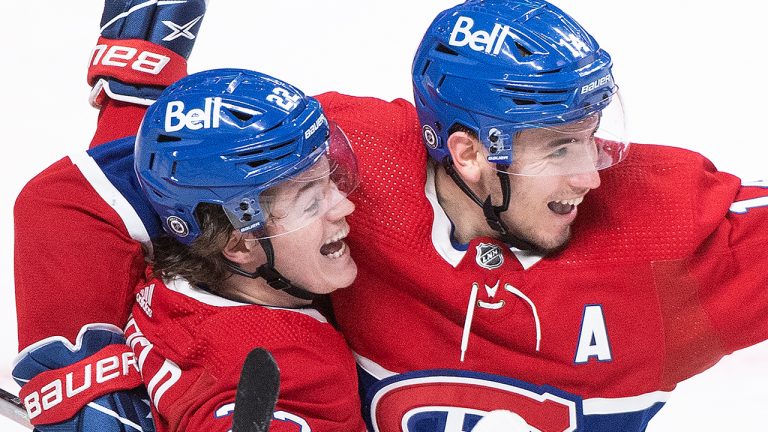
[652,151,768,385]
[15,92,149,350]
[13,158,146,350]
[696,171,768,352]
[89,99,147,148]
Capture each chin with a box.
[315,264,358,294]
[529,229,572,255]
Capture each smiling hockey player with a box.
[12,1,768,431]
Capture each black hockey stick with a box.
[0,387,32,429]
[232,347,281,432]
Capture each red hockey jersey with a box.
[14,92,768,431]
[126,273,365,432]
[318,93,768,431]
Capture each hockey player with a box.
[125,68,365,431]
[328,2,768,431]
[12,1,208,430]
[13,1,768,432]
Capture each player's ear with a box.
[446,131,485,184]
[222,231,262,265]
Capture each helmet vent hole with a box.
[148,153,156,170]
[539,68,563,75]
[515,42,533,58]
[171,161,177,177]
[505,86,536,94]
[435,44,459,56]
[247,159,269,169]
[437,75,446,89]
[512,98,536,106]
[421,60,432,76]
[227,108,255,122]
[157,134,181,143]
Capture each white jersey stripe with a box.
[581,391,671,415]
[164,277,329,323]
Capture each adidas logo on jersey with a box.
[165,97,222,132]
[136,284,155,318]
[449,16,517,56]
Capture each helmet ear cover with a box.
[412,0,628,173]
[135,68,359,245]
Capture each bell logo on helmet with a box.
[164,96,223,132]
[449,16,517,56]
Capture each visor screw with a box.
[488,128,501,144]
[242,213,252,222]
[239,201,250,211]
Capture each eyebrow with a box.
[290,179,322,202]
[545,123,600,148]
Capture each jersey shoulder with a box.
[566,143,745,263]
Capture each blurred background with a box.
[1,1,766,430]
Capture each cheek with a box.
[516,177,561,202]
[272,229,320,259]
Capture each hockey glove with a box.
[88,0,207,107]
[12,324,154,432]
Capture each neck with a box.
[433,163,497,244]
[219,274,313,308]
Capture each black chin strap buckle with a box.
[256,266,294,292]
[482,196,509,236]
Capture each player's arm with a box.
[13,1,207,429]
[15,0,207,349]
[657,156,768,385]
[701,175,768,349]
[88,0,206,147]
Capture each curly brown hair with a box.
[150,203,236,291]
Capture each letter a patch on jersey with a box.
[574,305,613,364]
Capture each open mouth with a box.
[547,197,584,215]
[320,225,350,259]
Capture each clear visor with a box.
[482,89,629,176]
[225,123,359,239]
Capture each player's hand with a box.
[12,325,155,432]
[88,0,208,107]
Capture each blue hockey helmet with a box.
[135,68,359,245]
[412,0,628,175]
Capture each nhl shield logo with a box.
[476,243,503,269]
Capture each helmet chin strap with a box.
[443,159,534,251]
[223,237,318,301]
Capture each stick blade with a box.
[0,388,32,430]
[232,347,280,432]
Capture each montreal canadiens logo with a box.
[476,243,503,269]
[368,370,582,432]
[166,216,189,237]
[422,125,438,149]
